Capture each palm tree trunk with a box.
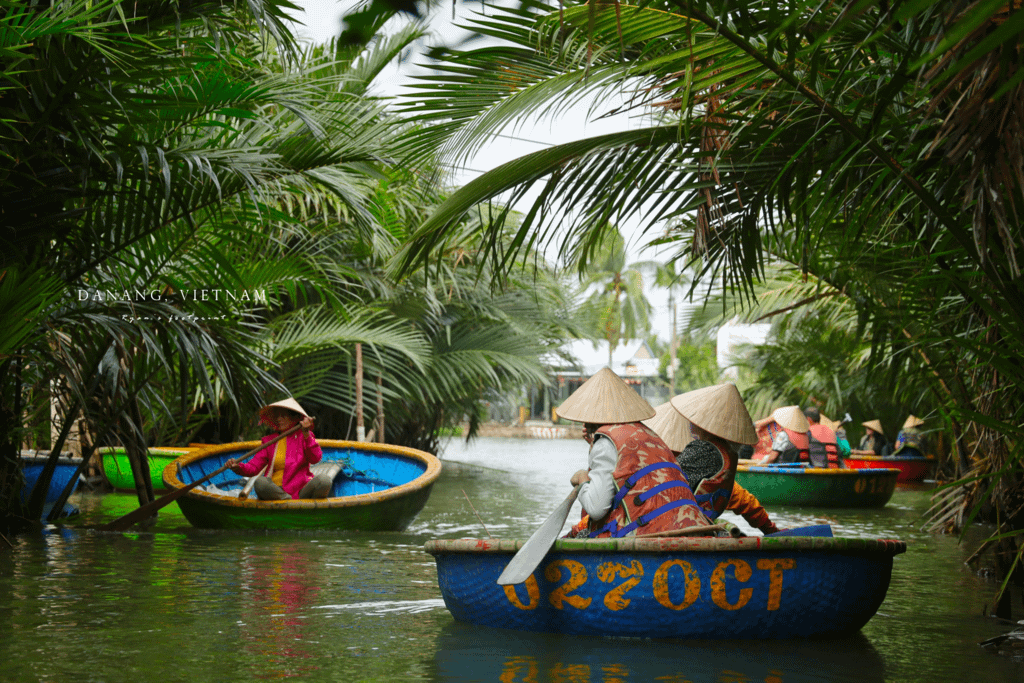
[376,374,384,443]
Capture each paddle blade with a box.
[496,486,580,586]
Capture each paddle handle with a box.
[238,450,277,499]
[100,424,302,532]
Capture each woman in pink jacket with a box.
[227,398,332,500]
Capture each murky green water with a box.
[2,437,1022,682]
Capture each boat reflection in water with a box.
[431,621,887,683]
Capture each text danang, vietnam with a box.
[503,558,796,612]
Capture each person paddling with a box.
[558,367,713,539]
[227,398,332,500]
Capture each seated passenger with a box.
[753,406,810,464]
[650,385,780,534]
[558,368,713,539]
[852,419,889,455]
[821,415,852,461]
[893,415,928,457]
[804,407,841,468]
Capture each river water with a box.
[2,436,1022,682]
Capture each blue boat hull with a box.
[19,453,81,519]
[426,536,906,639]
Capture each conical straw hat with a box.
[862,419,884,436]
[820,415,840,432]
[772,406,809,433]
[555,367,655,424]
[669,383,758,445]
[903,414,925,429]
[260,397,310,421]
[643,402,694,452]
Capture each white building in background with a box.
[716,319,772,378]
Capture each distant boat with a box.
[98,446,195,493]
[426,535,906,638]
[734,464,899,507]
[842,454,934,483]
[19,451,81,519]
[162,439,442,530]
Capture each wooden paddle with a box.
[497,485,581,586]
[238,448,275,499]
[100,424,302,532]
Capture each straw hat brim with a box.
[772,406,809,433]
[643,402,694,452]
[669,383,758,445]
[260,397,310,420]
[861,419,885,436]
[555,367,655,424]
[903,415,925,429]
[820,415,841,432]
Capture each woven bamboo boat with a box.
[733,464,899,507]
[98,446,195,493]
[842,454,934,483]
[19,451,82,519]
[426,535,906,638]
[162,440,441,530]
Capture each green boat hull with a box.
[163,440,442,531]
[173,483,436,530]
[734,466,899,507]
[99,447,193,493]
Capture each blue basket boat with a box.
[425,535,906,639]
[162,439,441,530]
[19,451,82,519]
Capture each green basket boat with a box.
[162,439,442,530]
[98,446,195,493]
[734,464,900,507]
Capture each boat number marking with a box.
[854,476,884,494]
[505,558,795,612]
[503,576,540,610]
[653,559,700,610]
[711,559,753,610]
[597,560,643,611]
[545,559,592,610]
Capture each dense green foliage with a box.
[0,0,585,533]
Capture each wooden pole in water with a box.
[355,342,365,442]
[376,373,384,443]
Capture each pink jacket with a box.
[236,430,323,499]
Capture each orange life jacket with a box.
[807,423,840,468]
[754,420,809,462]
[778,425,810,463]
[588,422,711,538]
